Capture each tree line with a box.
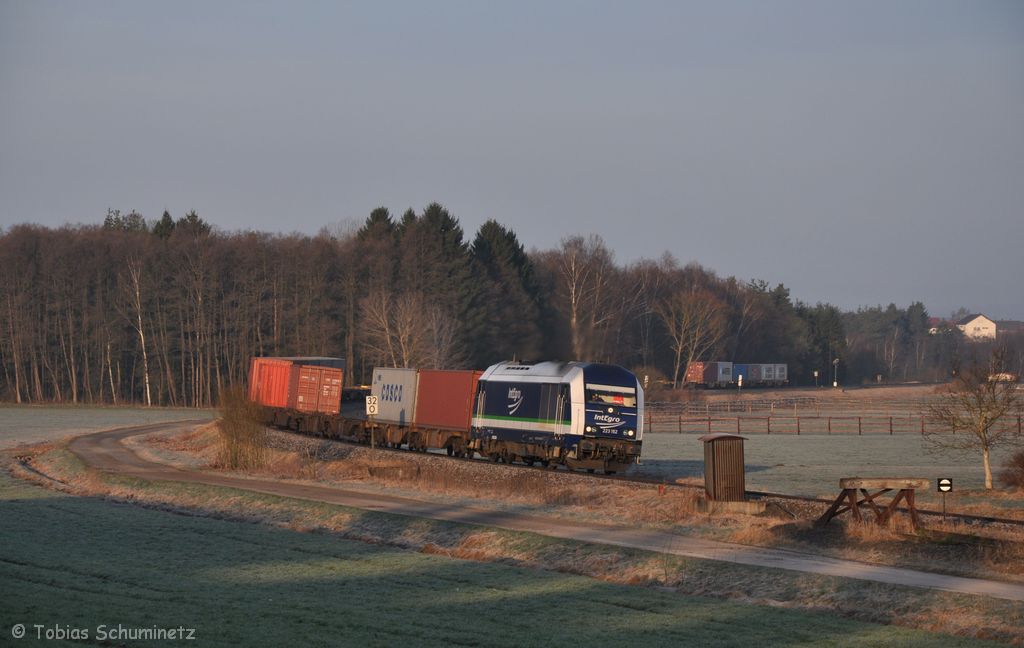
[2,205,1020,406]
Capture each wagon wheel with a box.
[446,446,454,457]
[524,458,535,467]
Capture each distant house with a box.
[957,314,997,340]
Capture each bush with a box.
[997,450,1024,490]
[216,386,267,470]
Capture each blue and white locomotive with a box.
[470,361,644,473]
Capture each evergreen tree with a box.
[470,220,544,365]
[357,207,396,241]
[153,210,176,239]
[176,210,211,237]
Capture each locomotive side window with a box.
[558,385,570,421]
[539,383,560,422]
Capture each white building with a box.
[957,314,997,340]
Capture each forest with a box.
[1,204,1019,406]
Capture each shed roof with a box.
[698,433,747,443]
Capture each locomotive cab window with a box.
[585,387,636,408]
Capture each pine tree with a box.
[153,210,176,239]
[470,220,543,366]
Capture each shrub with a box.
[997,450,1024,490]
[216,386,267,470]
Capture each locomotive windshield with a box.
[585,386,637,408]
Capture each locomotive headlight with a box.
[585,426,593,433]
[626,429,635,437]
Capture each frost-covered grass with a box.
[639,433,1019,499]
[1,465,1014,647]
[0,404,214,448]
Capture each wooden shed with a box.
[699,433,747,501]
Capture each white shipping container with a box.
[761,364,776,381]
[717,362,733,384]
[371,367,419,425]
[774,364,788,382]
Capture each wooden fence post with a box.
[827,417,832,434]
[678,414,682,434]
[736,417,741,434]
[920,418,925,435]
[797,417,801,435]
[767,417,771,435]
[889,416,893,435]
[858,417,862,435]
[707,416,712,434]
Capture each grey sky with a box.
[2,1,1022,318]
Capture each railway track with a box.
[282,425,1024,531]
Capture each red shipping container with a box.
[288,365,343,415]
[248,357,294,408]
[684,362,707,385]
[414,369,482,432]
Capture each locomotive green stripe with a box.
[476,414,569,426]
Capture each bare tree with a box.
[925,350,1023,489]
[424,304,461,369]
[121,256,153,406]
[656,288,727,388]
[552,235,616,360]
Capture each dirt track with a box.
[64,421,1024,603]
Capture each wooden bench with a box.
[815,478,928,530]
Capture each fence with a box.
[644,412,1024,436]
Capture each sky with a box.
[2,1,1022,319]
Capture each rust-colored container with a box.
[248,357,294,408]
[288,365,343,414]
[413,369,482,432]
[248,356,345,414]
[699,433,746,501]
[684,362,707,385]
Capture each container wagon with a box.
[249,357,345,417]
[366,367,482,456]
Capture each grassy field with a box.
[2,463,1013,647]
[639,432,1019,498]
[0,405,214,449]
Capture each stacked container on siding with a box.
[682,361,787,387]
[684,361,733,388]
[248,357,345,415]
